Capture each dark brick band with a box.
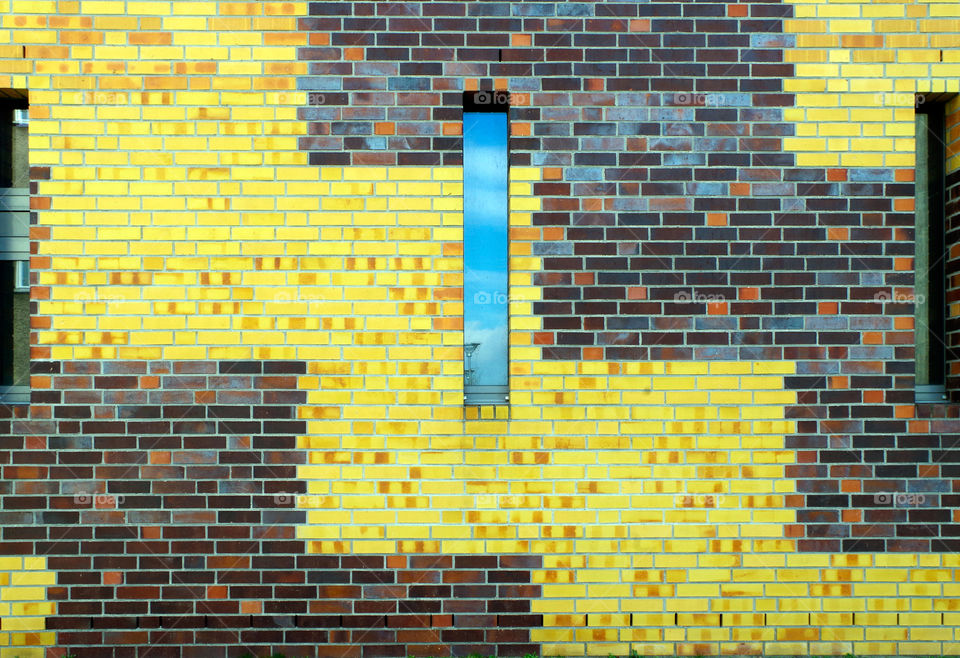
[1,360,542,656]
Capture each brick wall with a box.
[2,0,960,656]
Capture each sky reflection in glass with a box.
[463,111,508,392]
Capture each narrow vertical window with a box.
[463,91,509,405]
[915,100,947,402]
[0,102,29,403]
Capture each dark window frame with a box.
[0,95,29,405]
[915,97,949,403]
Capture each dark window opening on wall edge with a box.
[462,91,509,406]
[915,93,957,403]
[0,91,29,405]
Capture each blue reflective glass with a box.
[463,111,508,402]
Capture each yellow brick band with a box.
[785,0,960,169]
[35,165,540,361]
[0,557,54,657]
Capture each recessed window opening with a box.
[463,91,509,406]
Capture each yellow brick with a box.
[0,586,45,601]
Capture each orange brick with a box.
[863,389,884,403]
[309,32,330,45]
[207,586,228,599]
[150,452,171,465]
[863,332,882,344]
[707,301,728,315]
[630,18,651,30]
[894,198,914,212]
[818,301,838,315]
[442,122,461,136]
[534,332,554,345]
[830,376,848,389]
[241,601,261,614]
[139,376,160,389]
[919,464,939,477]
[264,32,306,45]
[344,47,363,60]
[30,226,50,240]
[739,287,759,300]
[432,317,461,331]
[386,555,406,569]
[628,287,647,300]
[896,168,914,182]
[27,403,49,418]
[509,90,531,106]
[510,227,539,240]
[375,121,394,135]
[707,212,727,226]
[464,78,478,91]
[543,226,564,240]
[583,347,603,360]
[841,509,861,523]
[841,479,861,493]
[511,122,531,136]
[543,167,562,180]
[894,257,911,271]
[727,5,747,17]
[511,34,531,47]
[894,405,914,418]
[494,77,508,90]
[827,227,848,240]
[730,182,749,195]
[104,572,122,585]
[894,316,913,330]
[827,168,847,181]
[574,272,594,285]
